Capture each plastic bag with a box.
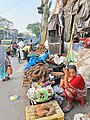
[53,84,64,94]
[54,93,64,105]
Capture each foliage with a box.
[26,22,40,38]
[0,17,13,30]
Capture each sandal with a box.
[5,77,10,81]
[63,105,74,113]
[2,79,5,82]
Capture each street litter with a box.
[10,95,20,101]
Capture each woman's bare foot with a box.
[63,102,74,113]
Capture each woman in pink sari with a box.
[60,65,87,113]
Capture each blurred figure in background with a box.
[23,45,31,59]
[17,38,25,59]
[0,40,11,81]
[29,39,33,51]
[12,41,17,54]
[29,39,33,46]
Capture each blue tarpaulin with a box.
[24,52,52,70]
[73,43,84,52]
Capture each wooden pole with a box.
[67,0,80,62]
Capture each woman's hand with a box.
[8,61,11,65]
[63,68,68,88]
[63,68,68,75]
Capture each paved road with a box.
[0,56,29,120]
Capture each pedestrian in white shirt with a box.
[17,38,25,60]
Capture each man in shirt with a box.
[17,38,25,59]
[23,46,31,59]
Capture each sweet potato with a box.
[38,70,42,77]
[46,106,55,116]
[42,82,51,87]
[36,110,48,117]
[36,104,50,112]
[32,69,40,75]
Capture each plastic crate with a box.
[26,100,64,120]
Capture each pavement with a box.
[0,56,90,120]
[0,56,29,120]
[63,88,90,120]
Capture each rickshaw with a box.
[1,39,12,55]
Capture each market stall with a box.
[23,44,65,120]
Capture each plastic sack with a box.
[53,84,64,94]
[24,56,40,70]
[54,93,64,105]
[39,52,52,63]
[26,88,37,99]
[54,55,67,65]
[74,113,89,120]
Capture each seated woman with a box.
[60,65,87,113]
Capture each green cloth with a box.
[27,54,39,58]
[65,42,78,63]
[67,50,78,63]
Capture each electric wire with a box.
[0,0,25,14]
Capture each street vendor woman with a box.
[60,65,87,113]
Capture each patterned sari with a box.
[64,74,87,101]
[0,45,8,80]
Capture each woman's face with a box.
[69,68,76,78]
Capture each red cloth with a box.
[70,74,85,90]
[62,74,86,101]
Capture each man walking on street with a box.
[17,38,25,60]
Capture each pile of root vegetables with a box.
[29,44,46,55]
[22,62,53,86]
